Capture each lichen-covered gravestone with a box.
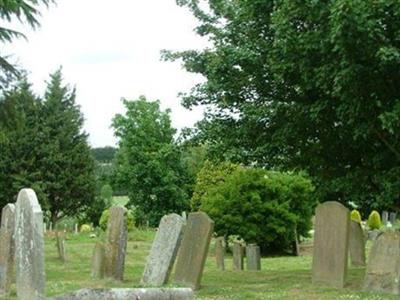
[232,242,244,270]
[141,213,185,286]
[246,244,261,271]
[364,231,400,295]
[349,220,366,266]
[104,206,127,281]
[174,212,214,290]
[91,243,105,279]
[215,237,225,271]
[15,188,45,300]
[0,204,15,295]
[312,201,350,288]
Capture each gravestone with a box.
[91,243,105,279]
[349,221,366,266]
[364,231,400,295]
[246,244,261,271]
[293,227,300,256]
[0,204,15,295]
[141,213,185,286]
[56,232,66,262]
[232,242,244,270]
[389,212,397,225]
[312,201,350,288]
[104,206,127,281]
[15,188,45,300]
[215,237,225,271]
[382,211,389,225]
[174,212,214,290]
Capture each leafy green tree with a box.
[167,0,400,213]
[112,96,189,225]
[91,146,117,163]
[100,184,113,208]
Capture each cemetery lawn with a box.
[4,230,397,300]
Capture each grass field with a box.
[3,230,397,300]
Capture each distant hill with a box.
[91,146,117,163]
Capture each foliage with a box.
[350,210,362,223]
[91,146,117,163]
[198,166,316,253]
[367,210,382,230]
[80,224,92,233]
[100,184,113,208]
[167,0,400,214]
[112,96,189,226]
[99,208,135,232]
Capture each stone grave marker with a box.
[15,188,46,300]
[246,244,261,271]
[382,211,389,225]
[141,213,185,286]
[104,206,127,281]
[364,231,400,295]
[349,220,366,266]
[56,232,66,262]
[312,201,350,288]
[389,212,397,225]
[232,242,244,270]
[174,212,214,290]
[215,237,225,271]
[91,243,105,279]
[0,204,15,295]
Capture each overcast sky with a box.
[3,0,208,147]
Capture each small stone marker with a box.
[0,204,15,295]
[74,224,78,234]
[56,232,66,262]
[312,201,350,288]
[382,211,389,225]
[349,221,366,266]
[141,213,185,286]
[293,226,300,256]
[50,288,194,300]
[174,212,214,290]
[246,244,261,271]
[364,231,400,295]
[232,242,244,270]
[389,212,397,225]
[91,243,105,279]
[15,188,46,300]
[104,206,127,281]
[215,237,225,271]
[49,222,53,232]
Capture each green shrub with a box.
[99,207,135,232]
[368,210,382,230]
[80,224,92,233]
[198,166,317,253]
[350,210,362,223]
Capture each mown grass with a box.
[3,230,397,299]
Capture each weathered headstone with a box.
[56,231,66,262]
[246,244,261,271]
[50,288,194,300]
[91,243,105,279]
[104,206,127,281]
[215,237,225,271]
[174,212,214,290]
[141,213,185,286]
[0,204,15,295]
[15,188,45,300]
[389,212,397,225]
[232,242,244,270]
[382,211,389,225]
[364,231,400,295]
[312,201,350,288]
[349,221,366,266]
[74,224,78,234]
[49,222,53,232]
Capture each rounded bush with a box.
[350,210,362,223]
[80,224,92,233]
[368,210,382,230]
[99,208,135,232]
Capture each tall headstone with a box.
[246,244,261,271]
[215,237,225,271]
[382,211,389,225]
[104,206,127,281]
[349,221,366,266]
[141,214,185,286]
[91,243,105,279]
[0,204,15,295]
[174,212,214,290]
[56,232,66,262]
[15,188,45,300]
[364,231,400,295]
[312,201,350,288]
[232,242,244,270]
[389,212,397,225]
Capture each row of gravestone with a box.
[312,201,400,295]
[381,210,397,225]
[0,189,194,300]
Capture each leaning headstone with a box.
[364,231,400,295]
[50,288,194,300]
[91,243,105,279]
[312,201,350,288]
[349,221,366,266]
[0,204,15,295]
[232,242,244,270]
[141,213,185,286]
[215,237,225,271]
[382,211,389,225]
[15,188,45,300]
[246,244,261,271]
[389,212,397,225]
[104,206,127,281]
[174,212,214,290]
